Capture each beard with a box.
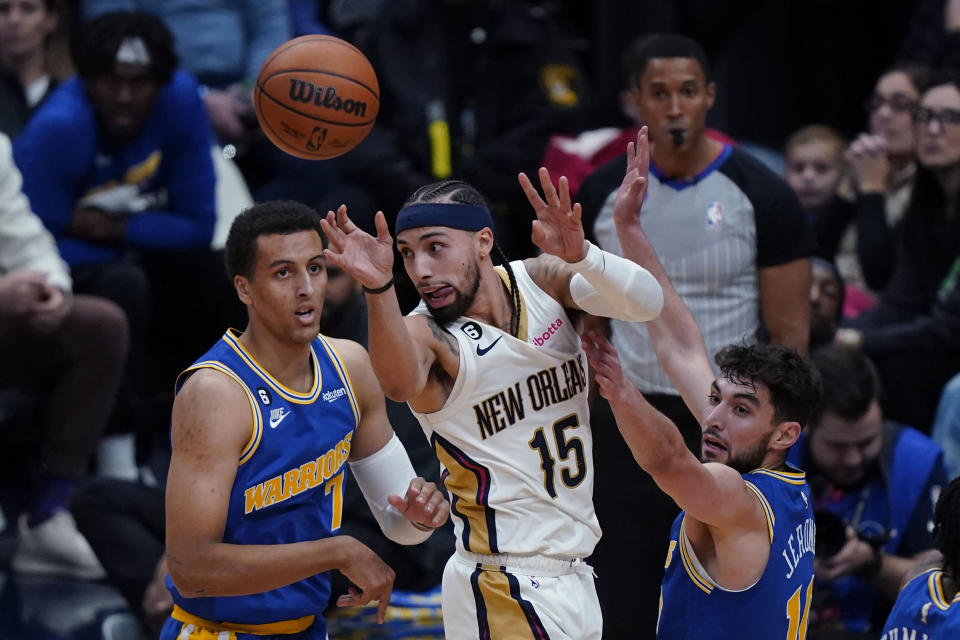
[424,259,481,326]
[704,430,772,474]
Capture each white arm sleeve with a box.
[569,241,664,322]
[348,433,434,545]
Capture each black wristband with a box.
[362,278,394,295]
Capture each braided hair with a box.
[404,181,521,336]
[934,476,960,580]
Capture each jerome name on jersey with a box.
[472,355,587,440]
[243,433,352,514]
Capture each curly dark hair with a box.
[225,200,325,279]
[715,343,822,427]
[74,11,178,84]
[403,180,521,337]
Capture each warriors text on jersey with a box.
[658,466,815,639]
[165,329,360,635]
[409,261,600,559]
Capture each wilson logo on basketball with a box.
[288,79,368,117]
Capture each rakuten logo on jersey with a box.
[531,318,563,346]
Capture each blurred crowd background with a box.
[3,1,960,639]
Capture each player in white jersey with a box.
[321,173,664,639]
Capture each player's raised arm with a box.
[517,167,663,321]
[165,368,395,609]
[581,332,765,531]
[609,127,715,422]
[321,206,445,402]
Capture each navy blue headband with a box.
[395,203,493,234]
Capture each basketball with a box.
[254,35,380,160]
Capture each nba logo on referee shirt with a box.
[706,201,723,231]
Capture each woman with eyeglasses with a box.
[836,70,960,435]
[829,65,935,296]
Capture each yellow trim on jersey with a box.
[172,605,314,634]
[474,570,540,639]
[744,480,775,543]
[750,467,807,485]
[494,266,529,342]
[222,329,321,404]
[182,361,262,466]
[434,444,493,554]
[316,334,361,428]
[678,519,714,594]
[928,570,953,610]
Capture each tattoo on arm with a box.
[426,318,459,358]
[526,255,573,299]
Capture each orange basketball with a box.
[254,35,380,160]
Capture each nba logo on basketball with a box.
[306,127,327,151]
[705,201,723,231]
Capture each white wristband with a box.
[568,241,663,322]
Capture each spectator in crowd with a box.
[784,124,848,214]
[578,33,815,638]
[13,11,239,466]
[81,0,332,205]
[932,372,960,479]
[838,65,934,293]
[788,346,947,636]
[836,71,960,432]
[0,131,128,580]
[810,257,846,352]
[880,476,960,639]
[0,0,73,137]
[322,0,587,261]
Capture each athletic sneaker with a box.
[12,510,106,580]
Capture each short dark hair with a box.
[225,200,325,279]
[715,344,822,427]
[922,69,960,99]
[808,346,882,429]
[935,476,960,580]
[622,33,711,89]
[74,11,178,84]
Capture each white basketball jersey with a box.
[409,261,600,559]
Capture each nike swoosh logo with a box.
[476,336,502,356]
[269,410,291,429]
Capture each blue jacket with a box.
[788,422,947,632]
[13,71,216,266]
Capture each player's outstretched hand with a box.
[387,477,450,530]
[612,126,650,228]
[336,540,396,624]
[320,206,394,291]
[518,167,588,263]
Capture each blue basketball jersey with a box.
[657,466,815,639]
[881,569,960,640]
[166,329,360,632]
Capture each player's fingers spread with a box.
[558,175,572,211]
[518,172,547,209]
[539,167,561,208]
[531,220,546,247]
[374,211,391,241]
[571,202,582,223]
